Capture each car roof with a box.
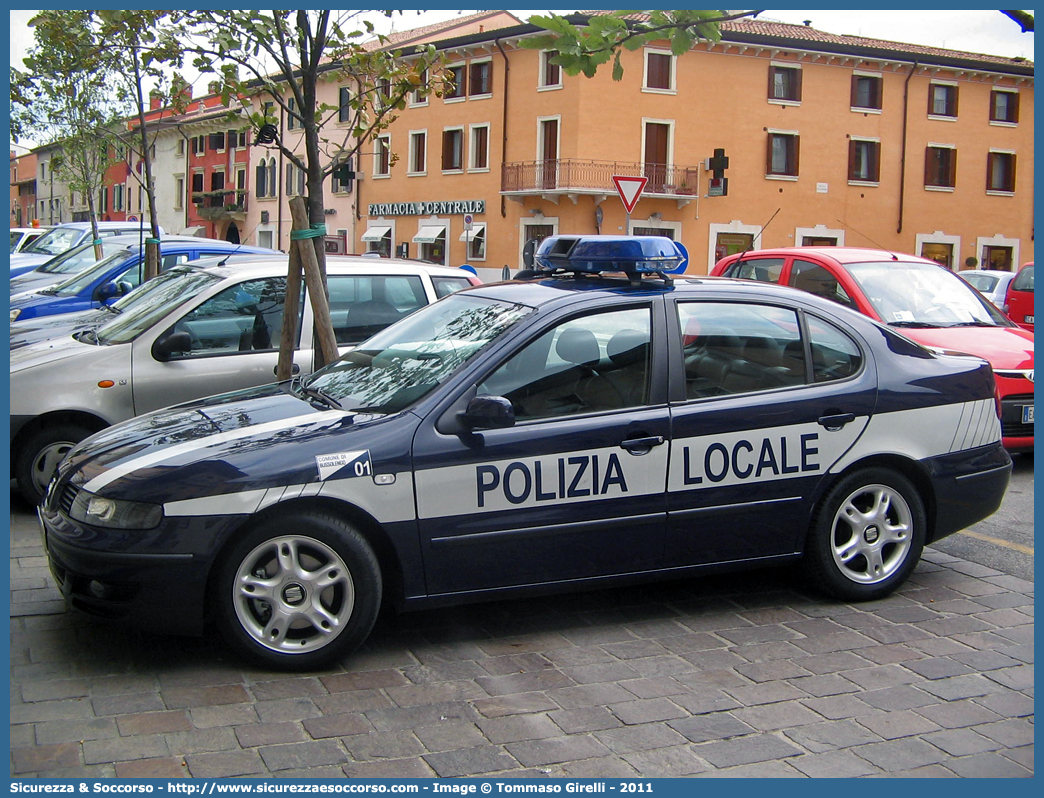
[10,227,50,234]
[959,269,1016,278]
[100,233,262,246]
[174,254,480,281]
[724,246,939,267]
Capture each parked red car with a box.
[713,247,1033,452]
[1003,262,1034,332]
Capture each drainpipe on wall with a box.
[496,38,510,220]
[897,60,919,235]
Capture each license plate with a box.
[1026,315,1034,324]
[1022,405,1034,424]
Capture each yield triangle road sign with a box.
[612,175,648,214]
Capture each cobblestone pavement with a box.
[10,510,1033,779]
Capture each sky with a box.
[8,8,1035,149]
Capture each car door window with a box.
[789,259,855,308]
[725,257,784,283]
[328,275,427,344]
[680,302,805,399]
[171,277,294,357]
[479,307,651,420]
[807,315,863,382]
[432,276,475,298]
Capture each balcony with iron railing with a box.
[502,159,703,204]
[191,189,248,220]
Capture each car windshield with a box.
[844,260,1010,327]
[1012,265,1034,292]
[21,227,82,256]
[94,268,223,345]
[50,249,135,296]
[303,293,532,414]
[37,240,119,275]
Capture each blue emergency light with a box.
[533,235,688,281]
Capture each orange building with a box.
[359,14,1033,278]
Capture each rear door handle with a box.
[818,412,856,431]
[274,363,301,376]
[621,435,665,454]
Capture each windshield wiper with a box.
[38,287,59,296]
[947,320,998,327]
[292,376,343,410]
[888,321,939,328]
[73,328,100,345]
[102,303,121,314]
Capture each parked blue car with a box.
[9,236,276,322]
[9,221,167,276]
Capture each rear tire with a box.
[15,423,93,506]
[213,510,382,671]
[803,467,926,602]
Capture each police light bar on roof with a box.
[534,235,688,278]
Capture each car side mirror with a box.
[94,281,121,303]
[152,330,192,361]
[460,395,515,430]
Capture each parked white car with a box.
[11,255,479,503]
[10,226,51,253]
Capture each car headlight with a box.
[10,308,21,322]
[69,490,163,529]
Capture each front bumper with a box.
[39,500,245,636]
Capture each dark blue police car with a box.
[39,236,1012,670]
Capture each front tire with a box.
[213,511,382,671]
[804,467,926,601]
[15,423,94,506]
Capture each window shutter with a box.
[850,76,859,108]
[870,143,880,182]
[848,139,858,180]
[924,147,934,185]
[948,149,957,186]
[766,135,774,174]
[793,69,802,102]
[209,132,224,150]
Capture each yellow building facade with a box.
[357,15,1034,279]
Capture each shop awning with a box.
[413,224,447,244]
[360,224,392,242]
[458,222,486,241]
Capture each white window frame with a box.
[640,117,676,169]
[925,142,957,192]
[928,79,959,121]
[460,222,487,261]
[409,67,429,108]
[848,135,881,186]
[986,148,1017,196]
[442,126,465,173]
[707,220,765,272]
[989,88,1019,127]
[373,134,391,179]
[642,48,676,95]
[468,123,491,172]
[408,129,427,176]
[851,69,883,114]
[536,114,561,163]
[444,61,467,103]
[768,61,802,107]
[766,128,800,180]
[795,224,846,247]
[539,50,563,91]
[629,217,682,240]
[362,217,396,255]
[468,57,493,100]
[915,230,962,267]
[976,234,1020,270]
[519,216,560,269]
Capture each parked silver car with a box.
[958,269,1018,308]
[11,255,479,503]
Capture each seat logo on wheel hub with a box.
[282,583,306,606]
[863,525,880,544]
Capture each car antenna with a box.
[835,219,898,261]
[728,207,780,273]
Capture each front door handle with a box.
[274,363,301,376]
[818,412,856,431]
[621,435,665,455]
